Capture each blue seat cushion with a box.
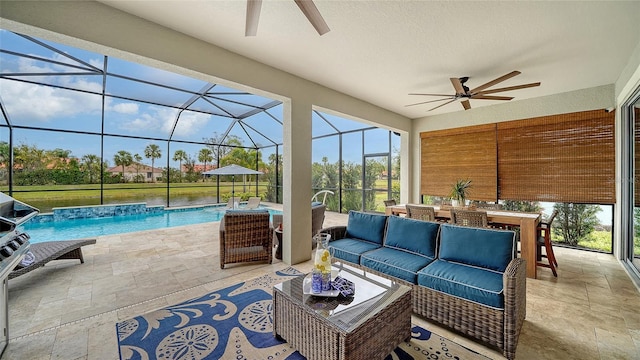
[439,224,515,272]
[345,211,387,245]
[361,247,434,284]
[384,215,439,258]
[418,259,505,309]
[329,238,381,264]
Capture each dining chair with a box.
[537,210,559,277]
[472,201,504,210]
[405,204,435,222]
[383,199,397,207]
[450,209,489,228]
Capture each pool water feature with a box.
[19,206,281,244]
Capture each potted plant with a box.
[449,179,472,207]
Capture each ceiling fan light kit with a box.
[245,0,330,36]
[407,71,541,111]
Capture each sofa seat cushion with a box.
[345,211,388,245]
[384,215,439,258]
[361,247,434,284]
[439,224,516,272]
[417,259,505,309]
[329,238,381,264]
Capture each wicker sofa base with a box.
[334,259,525,360]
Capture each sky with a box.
[0,29,399,169]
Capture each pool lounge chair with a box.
[245,197,261,209]
[224,197,241,209]
[9,238,97,279]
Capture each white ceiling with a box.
[98,0,640,119]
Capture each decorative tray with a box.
[302,270,340,297]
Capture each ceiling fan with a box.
[406,71,541,111]
[245,0,330,36]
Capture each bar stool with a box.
[537,210,559,277]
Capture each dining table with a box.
[386,204,542,279]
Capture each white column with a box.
[282,98,313,264]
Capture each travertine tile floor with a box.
[4,204,640,359]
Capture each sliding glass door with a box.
[625,86,640,280]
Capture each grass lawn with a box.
[553,230,612,253]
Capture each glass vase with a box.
[311,233,332,293]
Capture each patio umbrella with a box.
[202,164,263,206]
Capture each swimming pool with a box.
[19,206,282,244]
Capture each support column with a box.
[282,98,313,265]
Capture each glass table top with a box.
[273,262,411,332]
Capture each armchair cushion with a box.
[418,259,505,309]
[345,211,387,245]
[439,224,515,272]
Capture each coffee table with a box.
[273,262,412,360]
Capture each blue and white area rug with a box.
[116,267,490,360]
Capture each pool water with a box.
[19,207,281,244]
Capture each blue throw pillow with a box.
[346,211,387,244]
[438,224,515,272]
[384,216,439,258]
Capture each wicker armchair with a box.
[271,204,326,252]
[450,209,489,228]
[219,210,272,269]
[405,204,435,221]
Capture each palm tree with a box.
[133,154,143,182]
[173,149,188,182]
[144,144,161,182]
[198,148,213,181]
[113,150,133,183]
[81,154,101,184]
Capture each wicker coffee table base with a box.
[273,288,412,360]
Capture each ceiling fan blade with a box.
[469,71,521,94]
[245,0,262,36]
[408,93,455,97]
[450,78,466,95]
[405,98,454,107]
[461,100,471,110]
[471,95,514,101]
[294,0,330,35]
[428,99,457,111]
[475,82,541,95]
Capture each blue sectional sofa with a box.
[322,211,526,360]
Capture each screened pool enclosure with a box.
[0,30,400,213]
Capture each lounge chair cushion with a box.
[9,239,97,279]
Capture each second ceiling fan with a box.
[407,71,540,111]
[245,0,330,36]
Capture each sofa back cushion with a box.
[346,211,387,245]
[384,215,439,258]
[438,224,515,272]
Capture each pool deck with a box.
[5,204,640,359]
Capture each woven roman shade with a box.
[420,124,497,201]
[497,110,615,204]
